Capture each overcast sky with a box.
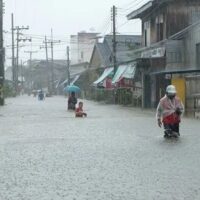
[4,0,149,66]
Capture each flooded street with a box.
[0,96,200,200]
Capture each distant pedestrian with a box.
[38,90,45,101]
[68,91,77,110]
[75,101,87,117]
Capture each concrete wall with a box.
[77,33,98,63]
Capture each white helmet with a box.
[166,85,176,94]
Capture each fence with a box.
[86,87,142,107]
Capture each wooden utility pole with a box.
[0,0,4,105]
[13,25,30,93]
[11,13,15,91]
[16,28,19,84]
[51,29,54,94]
[20,60,24,92]
[40,36,51,93]
[45,29,60,94]
[24,51,38,63]
[41,34,60,95]
[44,35,50,93]
[44,36,49,63]
[112,5,117,74]
[67,46,70,85]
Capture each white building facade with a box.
[70,32,99,64]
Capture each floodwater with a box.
[0,96,199,200]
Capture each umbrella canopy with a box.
[64,85,81,93]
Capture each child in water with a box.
[75,101,87,117]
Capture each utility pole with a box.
[41,36,51,94]
[24,51,38,63]
[67,46,70,86]
[50,29,55,94]
[112,5,117,74]
[20,60,24,94]
[13,25,30,94]
[16,28,19,86]
[46,29,60,95]
[44,36,49,63]
[11,13,15,91]
[45,35,50,93]
[0,0,4,105]
[24,50,37,92]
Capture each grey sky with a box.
[4,0,149,66]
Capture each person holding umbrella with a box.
[64,84,81,110]
[68,91,77,110]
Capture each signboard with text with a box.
[141,47,165,58]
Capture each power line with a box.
[118,0,143,9]
[118,0,148,13]
[97,14,111,33]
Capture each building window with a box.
[156,14,164,42]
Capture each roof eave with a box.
[127,1,153,20]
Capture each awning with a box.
[71,75,80,85]
[93,67,114,85]
[122,63,137,79]
[112,65,127,84]
[60,79,68,86]
[59,74,80,87]
[55,80,61,89]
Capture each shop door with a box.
[172,78,186,106]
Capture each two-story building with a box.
[127,0,200,112]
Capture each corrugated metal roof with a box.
[127,0,171,20]
[91,35,141,68]
[104,35,142,64]
[96,43,112,67]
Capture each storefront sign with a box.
[141,47,165,58]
